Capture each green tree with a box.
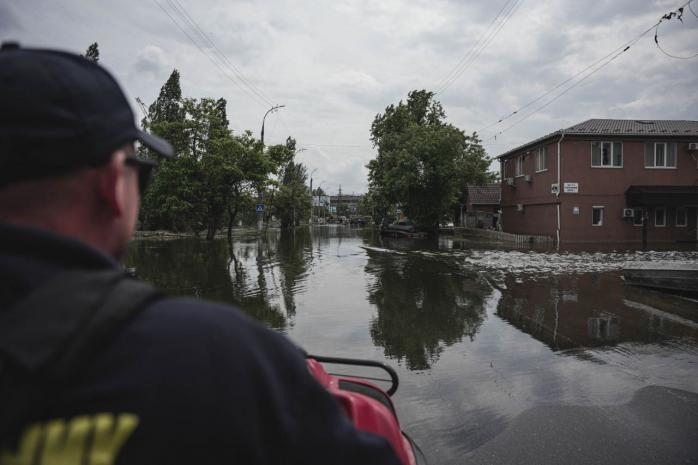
[138,70,298,237]
[83,42,99,63]
[140,70,201,232]
[274,161,312,228]
[367,90,492,232]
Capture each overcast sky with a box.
[3,0,697,194]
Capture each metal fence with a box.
[454,227,555,245]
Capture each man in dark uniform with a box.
[0,43,401,465]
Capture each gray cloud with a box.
[4,0,697,192]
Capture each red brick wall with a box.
[500,140,559,237]
[501,137,698,243]
[559,139,697,242]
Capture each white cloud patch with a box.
[133,45,170,77]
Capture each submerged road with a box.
[126,226,698,465]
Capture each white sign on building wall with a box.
[563,182,579,193]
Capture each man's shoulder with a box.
[134,296,292,353]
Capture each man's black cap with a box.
[0,42,173,187]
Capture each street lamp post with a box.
[260,104,285,148]
[258,105,285,231]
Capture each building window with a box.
[654,207,666,227]
[515,155,524,177]
[592,206,604,226]
[633,208,645,226]
[676,206,687,227]
[591,141,622,167]
[536,146,547,172]
[644,142,677,168]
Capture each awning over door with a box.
[625,185,698,207]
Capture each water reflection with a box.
[495,273,698,351]
[125,229,698,465]
[364,244,491,370]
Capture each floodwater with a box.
[125,227,698,465]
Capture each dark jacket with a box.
[0,222,401,465]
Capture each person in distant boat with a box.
[0,42,401,465]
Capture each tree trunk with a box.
[227,203,238,246]
[206,216,217,240]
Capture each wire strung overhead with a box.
[654,4,698,59]
[166,0,276,106]
[480,0,695,143]
[436,0,524,95]
[152,0,276,109]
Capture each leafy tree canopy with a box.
[367,90,493,231]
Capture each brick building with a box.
[498,119,698,243]
[461,184,501,228]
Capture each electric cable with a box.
[480,0,694,141]
[152,0,270,109]
[437,0,524,94]
[166,0,277,106]
[653,7,698,59]
[436,0,518,93]
[483,44,635,142]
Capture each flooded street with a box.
[125,227,698,464]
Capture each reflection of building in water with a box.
[496,273,698,351]
[587,313,620,341]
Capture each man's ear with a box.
[95,150,127,217]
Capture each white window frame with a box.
[592,206,604,226]
[676,206,687,227]
[535,146,547,172]
[654,206,666,227]
[515,155,525,177]
[645,142,677,169]
[591,141,623,168]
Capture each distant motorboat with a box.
[623,261,698,295]
[380,220,426,238]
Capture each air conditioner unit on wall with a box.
[505,178,515,187]
[688,142,698,151]
[524,174,532,183]
[622,208,634,218]
[551,183,559,194]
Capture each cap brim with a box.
[137,129,174,158]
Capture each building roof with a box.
[466,184,501,205]
[497,119,698,159]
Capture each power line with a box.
[653,6,698,59]
[483,45,633,142]
[166,0,276,106]
[436,0,516,92]
[152,0,270,109]
[689,0,698,17]
[477,32,649,134]
[480,0,694,142]
[437,0,524,94]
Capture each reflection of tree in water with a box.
[124,237,289,331]
[275,229,313,316]
[365,249,489,370]
[125,239,233,298]
[226,237,288,331]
